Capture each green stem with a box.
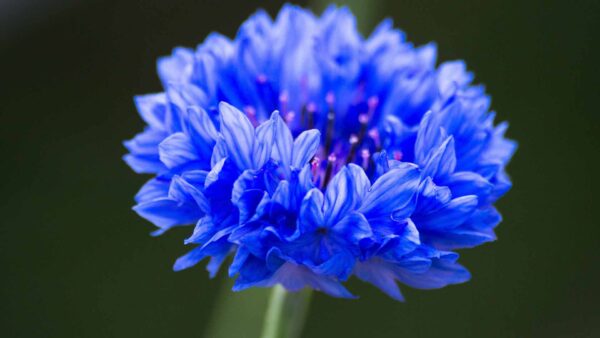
[260,286,313,338]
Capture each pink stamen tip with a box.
[244,105,256,116]
[279,91,289,103]
[310,156,321,179]
[368,96,379,110]
[311,157,320,176]
[368,128,380,140]
[326,92,335,106]
[359,114,369,124]
[306,102,317,113]
[393,150,403,161]
[327,153,337,163]
[349,134,359,144]
[361,149,370,169]
[285,111,296,123]
[256,74,268,84]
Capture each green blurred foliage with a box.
[0,0,598,337]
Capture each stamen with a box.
[322,153,337,189]
[279,91,289,113]
[244,105,258,127]
[256,74,268,84]
[358,113,369,124]
[306,102,316,129]
[311,156,321,176]
[285,111,296,125]
[393,150,403,161]
[323,95,336,156]
[367,96,379,115]
[325,91,335,106]
[361,149,371,170]
[345,113,370,164]
[345,134,359,164]
[368,128,381,151]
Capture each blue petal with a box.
[173,246,206,272]
[244,248,357,298]
[437,60,473,95]
[422,136,456,180]
[184,216,214,245]
[192,33,233,100]
[443,171,494,202]
[134,178,170,203]
[237,191,268,225]
[414,111,445,165]
[486,122,517,164]
[253,111,277,168]
[323,164,370,226]
[158,132,199,169]
[360,163,420,219]
[232,253,276,291]
[394,251,471,289]
[205,158,238,190]
[271,180,292,210]
[170,176,209,214]
[383,70,437,125]
[490,169,513,202]
[157,47,194,85]
[180,170,208,186]
[428,228,496,250]
[380,115,417,157]
[426,207,501,250]
[231,169,265,205]
[166,82,209,112]
[122,153,165,175]
[331,212,372,247]
[176,221,237,270]
[228,246,251,277]
[123,128,167,174]
[467,206,502,231]
[299,188,325,233]
[133,175,209,232]
[416,177,452,213]
[272,264,356,298]
[185,106,218,156]
[174,235,232,276]
[372,151,391,180]
[133,198,200,234]
[292,129,321,169]
[307,251,356,281]
[375,219,421,260]
[272,110,294,171]
[206,251,230,278]
[134,93,168,130]
[210,137,228,168]
[415,195,478,231]
[218,102,255,170]
[354,260,405,301]
[294,164,317,196]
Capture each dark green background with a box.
[1,0,598,337]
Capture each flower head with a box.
[124,4,516,300]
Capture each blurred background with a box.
[1,0,598,337]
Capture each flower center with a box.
[290,92,380,188]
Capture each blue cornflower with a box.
[124,4,515,300]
